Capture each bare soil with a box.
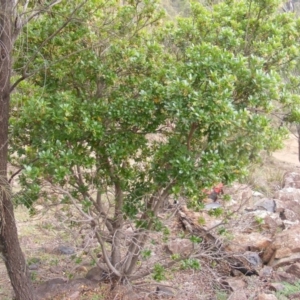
[273,134,300,165]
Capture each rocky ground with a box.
[1,135,300,300]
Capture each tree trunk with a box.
[0,1,35,299]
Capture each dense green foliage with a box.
[9,0,300,278]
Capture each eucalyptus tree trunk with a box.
[0,1,35,299]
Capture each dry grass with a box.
[241,155,296,197]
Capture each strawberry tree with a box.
[9,0,300,281]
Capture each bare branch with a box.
[69,165,114,233]
[187,122,198,151]
[8,158,39,183]
[53,185,94,221]
[95,230,122,278]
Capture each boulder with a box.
[283,172,300,189]
[227,232,272,255]
[271,253,300,269]
[263,215,282,235]
[259,266,273,278]
[166,238,193,256]
[222,278,246,291]
[257,293,278,300]
[275,198,300,223]
[286,262,300,277]
[275,247,292,259]
[244,251,262,268]
[261,244,277,265]
[282,220,300,230]
[274,187,300,202]
[265,225,300,267]
[273,224,300,256]
[246,210,283,233]
[268,283,285,292]
[273,270,297,284]
[227,290,247,300]
[279,208,298,222]
[254,198,276,213]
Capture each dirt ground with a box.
[273,133,300,165]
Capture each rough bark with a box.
[0,1,35,299]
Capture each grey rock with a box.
[244,251,262,268]
[255,198,276,212]
[203,202,222,210]
[28,263,39,270]
[85,266,106,282]
[27,257,41,270]
[259,266,273,278]
[156,286,175,296]
[56,245,75,255]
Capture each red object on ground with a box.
[212,183,224,195]
[204,183,224,202]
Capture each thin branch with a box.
[8,158,39,183]
[153,181,176,216]
[69,165,114,233]
[19,0,63,28]
[13,0,64,40]
[187,122,198,151]
[53,185,94,221]
[95,230,122,278]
